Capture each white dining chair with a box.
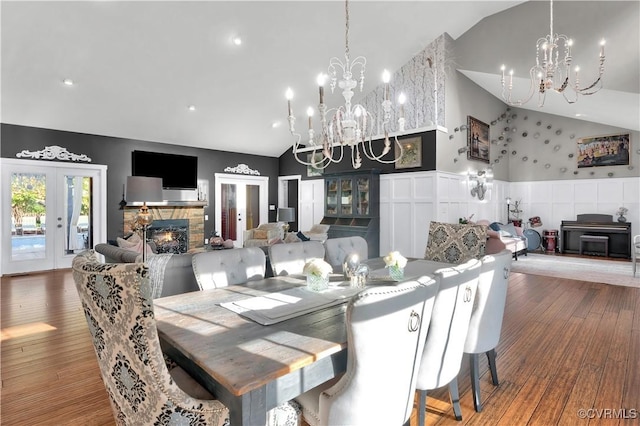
[323,236,368,272]
[633,235,640,277]
[462,249,512,412]
[295,276,439,426]
[269,240,325,276]
[192,247,266,289]
[415,258,481,424]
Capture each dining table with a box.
[154,257,450,425]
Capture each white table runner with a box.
[220,285,361,325]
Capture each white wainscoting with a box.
[299,179,325,233]
[301,172,638,260]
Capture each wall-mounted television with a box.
[132,150,198,189]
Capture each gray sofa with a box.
[94,243,199,297]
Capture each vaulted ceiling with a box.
[2,1,638,158]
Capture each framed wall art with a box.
[307,152,324,177]
[394,136,422,169]
[467,116,490,164]
[577,133,630,168]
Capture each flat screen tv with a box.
[132,150,198,189]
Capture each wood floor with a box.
[1,269,639,425]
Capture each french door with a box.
[1,159,107,275]
[214,173,268,247]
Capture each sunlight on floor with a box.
[1,322,57,341]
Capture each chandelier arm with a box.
[361,135,404,164]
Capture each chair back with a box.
[192,247,266,289]
[323,236,368,271]
[416,258,481,390]
[269,240,325,276]
[464,249,512,354]
[71,250,229,425]
[319,277,439,426]
[424,221,487,263]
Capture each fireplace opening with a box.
[148,219,189,254]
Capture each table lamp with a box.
[277,207,295,233]
[126,176,163,262]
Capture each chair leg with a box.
[469,353,482,412]
[487,348,499,386]
[418,389,427,426]
[449,379,463,421]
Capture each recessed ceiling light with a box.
[62,78,74,86]
[575,113,585,117]
[231,35,242,46]
[272,121,281,129]
[188,105,196,111]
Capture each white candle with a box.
[317,74,325,104]
[307,107,314,129]
[285,88,294,116]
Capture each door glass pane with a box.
[221,183,237,241]
[11,172,46,260]
[64,176,93,254]
[245,185,260,230]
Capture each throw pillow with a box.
[498,223,518,237]
[284,233,301,243]
[117,234,154,255]
[297,231,310,241]
[424,221,487,264]
[489,222,502,231]
[268,237,284,245]
[252,229,269,240]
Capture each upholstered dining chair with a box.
[295,276,439,426]
[462,249,512,412]
[633,235,640,277]
[269,240,325,276]
[72,250,300,426]
[415,258,481,425]
[323,236,368,272]
[192,247,266,289]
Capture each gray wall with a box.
[1,124,281,243]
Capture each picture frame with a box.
[306,152,324,177]
[577,133,630,168]
[467,116,490,164]
[394,136,422,169]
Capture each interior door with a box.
[2,159,107,275]
[214,174,268,247]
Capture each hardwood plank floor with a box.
[1,269,638,425]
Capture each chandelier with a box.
[286,0,406,169]
[500,0,605,107]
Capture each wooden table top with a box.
[154,275,348,397]
[154,258,448,398]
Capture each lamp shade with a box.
[277,207,295,222]
[126,176,163,203]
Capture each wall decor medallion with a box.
[577,133,630,168]
[395,136,422,169]
[16,145,92,162]
[223,163,260,175]
[467,116,490,164]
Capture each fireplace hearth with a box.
[149,219,189,254]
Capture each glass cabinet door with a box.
[355,177,370,215]
[325,178,338,216]
[340,178,352,215]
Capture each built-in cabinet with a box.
[321,170,380,258]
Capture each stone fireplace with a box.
[124,202,206,252]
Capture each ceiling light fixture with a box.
[286,0,406,169]
[62,78,74,86]
[500,0,605,107]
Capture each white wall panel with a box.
[597,181,624,203]
[552,183,574,203]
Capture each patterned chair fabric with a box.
[72,250,230,425]
[269,240,325,276]
[424,221,487,264]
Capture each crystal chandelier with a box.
[286,0,406,170]
[500,0,605,107]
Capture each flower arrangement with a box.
[616,206,629,217]
[303,258,333,278]
[383,251,408,269]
